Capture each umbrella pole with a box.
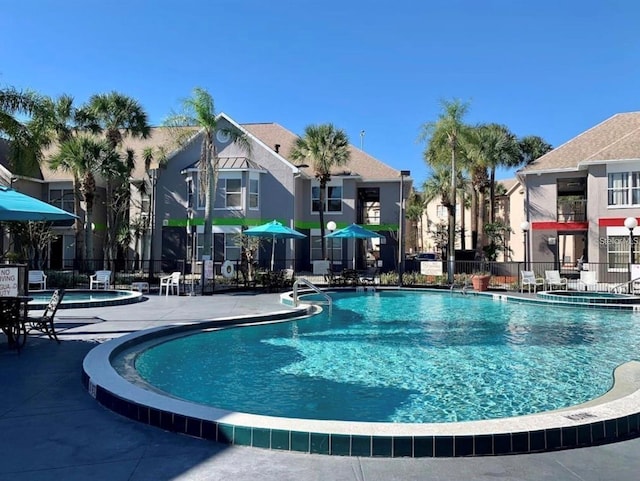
[271,236,275,270]
[353,239,356,269]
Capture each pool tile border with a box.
[79,366,640,457]
[82,297,640,458]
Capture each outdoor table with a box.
[0,296,32,350]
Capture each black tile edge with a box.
[84,374,640,457]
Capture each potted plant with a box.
[471,272,491,291]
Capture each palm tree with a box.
[78,92,151,268]
[49,136,111,266]
[164,87,251,260]
[1,87,47,178]
[423,165,470,253]
[405,189,425,254]
[289,123,350,259]
[464,123,521,255]
[419,99,471,283]
[0,86,40,142]
[518,135,553,166]
[28,94,93,263]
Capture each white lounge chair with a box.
[159,271,181,296]
[90,270,112,290]
[28,270,47,290]
[521,271,544,293]
[579,270,599,291]
[545,270,568,290]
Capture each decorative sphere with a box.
[624,217,638,230]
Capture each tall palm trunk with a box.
[72,172,85,267]
[202,134,216,259]
[319,180,327,259]
[489,166,496,223]
[459,189,466,250]
[470,189,478,250]
[477,189,487,259]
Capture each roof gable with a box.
[242,122,401,181]
[521,112,640,174]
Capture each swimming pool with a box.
[85,289,640,457]
[132,290,640,423]
[29,289,143,309]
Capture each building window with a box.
[311,182,343,213]
[225,178,242,208]
[224,233,241,261]
[608,171,640,206]
[436,205,447,219]
[606,235,639,271]
[249,177,259,210]
[49,188,74,213]
[363,201,380,225]
[310,234,342,262]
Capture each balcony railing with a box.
[557,198,586,222]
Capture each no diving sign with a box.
[0,267,19,296]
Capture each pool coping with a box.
[30,289,144,309]
[82,292,640,457]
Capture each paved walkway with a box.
[2,292,640,480]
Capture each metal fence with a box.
[25,257,640,293]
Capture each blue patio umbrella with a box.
[325,223,383,269]
[243,220,306,270]
[0,186,78,222]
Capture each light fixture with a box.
[520,221,530,270]
[327,221,336,266]
[624,216,638,268]
[398,170,410,287]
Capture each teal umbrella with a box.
[326,223,383,269]
[244,220,306,270]
[0,186,77,221]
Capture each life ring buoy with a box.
[221,260,235,278]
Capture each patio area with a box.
[2,292,640,480]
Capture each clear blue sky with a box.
[2,0,639,187]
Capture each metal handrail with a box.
[293,277,332,313]
[608,277,640,294]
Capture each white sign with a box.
[204,260,214,280]
[0,267,19,296]
[420,261,443,276]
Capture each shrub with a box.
[46,271,82,289]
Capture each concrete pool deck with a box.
[3,291,640,480]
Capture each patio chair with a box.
[28,270,47,290]
[521,271,544,293]
[359,267,379,285]
[579,270,599,291]
[26,289,65,343]
[545,270,568,290]
[281,269,295,288]
[90,270,112,290]
[324,268,343,287]
[159,271,181,296]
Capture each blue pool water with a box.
[134,291,640,423]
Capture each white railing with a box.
[293,277,332,313]
[608,277,640,294]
